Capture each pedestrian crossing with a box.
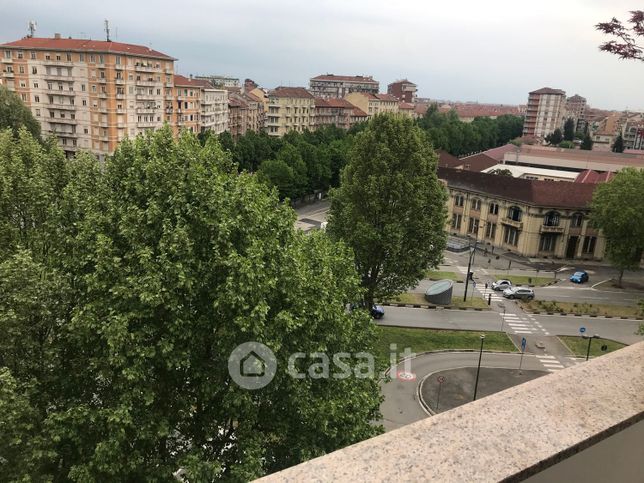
[500,312,547,335]
[535,354,581,372]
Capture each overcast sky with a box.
[2,0,642,110]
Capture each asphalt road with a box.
[378,305,643,344]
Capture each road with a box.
[380,351,581,432]
[378,305,643,344]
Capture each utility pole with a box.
[473,335,485,401]
[463,239,477,302]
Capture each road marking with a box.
[536,355,556,359]
[513,330,533,334]
[544,331,551,335]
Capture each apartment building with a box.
[227,92,264,138]
[387,79,417,103]
[194,74,239,89]
[522,87,566,140]
[309,74,379,99]
[0,35,175,159]
[440,167,606,260]
[173,75,203,133]
[265,87,315,137]
[565,94,587,129]
[312,97,366,129]
[398,102,417,118]
[621,114,644,150]
[201,85,228,135]
[344,92,399,118]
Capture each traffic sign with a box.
[521,337,527,351]
[579,326,586,334]
[437,375,445,384]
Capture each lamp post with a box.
[584,334,600,361]
[473,335,485,401]
[463,239,478,302]
[498,303,506,332]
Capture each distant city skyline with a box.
[1,0,642,111]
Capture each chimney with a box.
[54,33,61,39]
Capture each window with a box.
[33,82,38,88]
[507,206,522,222]
[543,211,560,227]
[454,194,464,207]
[3,51,11,59]
[56,54,61,61]
[582,236,597,255]
[66,53,72,61]
[19,66,25,74]
[99,54,104,64]
[116,56,121,65]
[471,198,481,211]
[485,223,496,239]
[35,109,40,116]
[504,226,520,246]
[451,214,462,230]
[82,100,87,106]
[90,54,95,63]
[571,213,583,227]
[34,95,39,103]
[467,217,480,234]
[81,84,86,92]
[489,203,499,215]
[539,234,557,252]
[80,53,84,61]
[30,52,36,60]
[20,93,27,101]
[45,53,51,60]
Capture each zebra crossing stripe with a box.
[536,355,556,359]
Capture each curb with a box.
[525,310,643,321]
[380,302,491,311]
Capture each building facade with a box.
[0,35,175,159]
[200,85,228,135]
[522,87,566,140]
[309,74,379,99]
[265,87,315,137]
[565,94,587,129]
[387,79,417,103]
[439,167,606,260]
[344,92,399,118]
[194,74,239,89]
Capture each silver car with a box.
[492,279,512,291]
[502,287,535,300]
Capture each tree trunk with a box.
[617,269,624,288]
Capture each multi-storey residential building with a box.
[201,84,228,135]
[309,74,378,99]
[621,114,644,150]
[387,79,417,103]
[440,167,606,260]
[194,74,239,89]
[398,102,417,118]
[265,87,315,137]
[565,94,587,129]
[173,75,202,133]
[227,92,264,138]
[344,92,399,118]
[0,34,175,159]
[522,87,566,140]
[243,91,264,133]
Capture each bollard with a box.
[485,282,488,290]
[488,294,492,305]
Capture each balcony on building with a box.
[134,64,159,73]
[257,342,644,482]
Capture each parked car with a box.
[349,302,385,319]
[502,287,535,300]
[570,271,589,284]
[492,279,513,291]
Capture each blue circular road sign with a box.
[579,326,586,334]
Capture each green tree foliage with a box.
[545,128,563,146]
[591,168,644,286]
[0,126,383,480]
[559,140,575,149]
[488,168,513,176]
[0,85,41,139]
[328,114,448,306]
[612,133,625,153]
[417,107,523,156]
[257,158,295,199]
[581,132,594,150]
[563,118,576,141]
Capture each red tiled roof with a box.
[529,87,566,96]
[458,153,498,172]
[399,102,415,110]
[174,74,212,88]
[482,143,519,162]
[438,167,596,209]
[437,150,462,168]
[352,107,368,118]
[375,93,398,102]
[388,79,416,87]
[311,74,377,84]
[415,103,430,116]
[573,170,614,184]
[315,98,330,108]
[269,87,314,99]
[1,36,174,60]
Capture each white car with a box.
[502,287,535,300]
[492,279,512,291]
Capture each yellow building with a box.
[439,167,606,260]
[265,87,315,137]
[0,34,175,159]
[344,92,400,118]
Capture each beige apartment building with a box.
[522,87,566,140]
[0,35,175,159]
[309,74,379,98]
[344,92,399,118]
[265,87,315,137]
[314,98,367,130]
[565,94,587,128]
[440,167,606,260]
[228,92,264,138]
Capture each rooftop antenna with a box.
[104,19,111,42]
[27,20,37,38]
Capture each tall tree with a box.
[0,85,41,139]
[590,168,644,286]
[612,133,625,153]
[327,114,447,306]
[0,126,383,480]
[563,118,576,141]
[581,131,594,150]
[545,128,563,146]
[596,10,644,61]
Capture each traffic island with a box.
[419,367,547,414]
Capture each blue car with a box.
[570,271,589,284]
[371,304,385,319]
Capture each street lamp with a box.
[473,334,485,401]
[583,334,600,361]
[498,303,506,332]
[463,239,478,302]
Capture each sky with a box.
[1,0,642,111]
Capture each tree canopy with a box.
[581,132,594,150]
[0,126,383,480]
[590,168,644,286]
[596,10,644,61]
[612,133,625,153]
[545,128,563,146]
[563,118,576,141]
[327,114,447,306]
[0,85,41,139]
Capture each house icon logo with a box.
[228,342,277,390]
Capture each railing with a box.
[501,217,523,230]
[540,225,565,233]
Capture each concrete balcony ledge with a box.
[257,342,643,482]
